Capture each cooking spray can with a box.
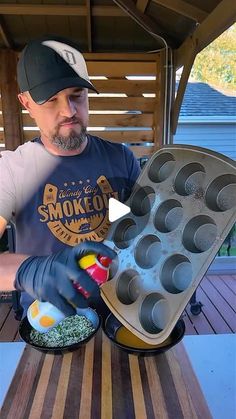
[27,253,112,333]
[73,253,112,297]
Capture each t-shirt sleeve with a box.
[121,146,141,202]
[0,152,16,222]
[125,146,141,187]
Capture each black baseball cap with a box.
[17,35,98,104]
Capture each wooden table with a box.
[0,330,211,419]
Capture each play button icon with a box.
[108,198,131,222]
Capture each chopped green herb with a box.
[30,314,95,347]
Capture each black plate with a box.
[19,308,101,355]
[103,313,185,356]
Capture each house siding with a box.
[174,122,236,160]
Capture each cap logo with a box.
[61,49,76,65]
[42,40,89,80]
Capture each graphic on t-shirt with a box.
[37,175,118,246]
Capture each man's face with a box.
[19,87,89,151]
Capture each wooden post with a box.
[171,44,197,135]
[0,49,23,150]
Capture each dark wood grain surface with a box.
[0,330,212,419]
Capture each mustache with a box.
[59,117,81,125]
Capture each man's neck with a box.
[40,135,88,156]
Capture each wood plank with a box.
[172,45,197,134]
[172,343,212,419]
[0,304,19,341]
[22,113,153,127]
[176,0,235,67]
[78,338,95,418]
[0,4,126,17]
[89,97,156,112]
[207,275,236,310]
[136,0,149,14]
[14,329,21,342]
[165,350,198,419]
[220,274,236,294]
[0,133,5,145]
[185,300,214,335]
[28,355,54,419]
[93,130,154,143]
[84,53,159,61]
[196,285,233,333]
[94,79,156,94]
[0,303,12,329]
[113,0,176,47]
[0,15,14,48]
[87,61,156,76]
[3,97,156,112]
[15,52,159,62]
[101,334,112,419]
[181,312,198,335]
[23,129,154,143]
[86,0,92,52]
[51,353,73,419]
[0,346,43,419]
[201,277,236,332]
[128,355,147,418]
[152,0,208,23]
[0,49,24,150]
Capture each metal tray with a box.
[101,145,236,344]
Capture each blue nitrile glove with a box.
[14,241,116,317]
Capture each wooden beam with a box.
[171,46,197,134]
[136,0,149,14]
[0,49,24,150]
[84,53,159,61]
[193,0,236,52]
[176,0,236,68]
[87,60,156,76]
[13,97,156,113]
[21,113,153,128]
[0,15,13,48]
[15,51,159,61]
[152,0,208,23]
[0,4,125,17]
[23,129,154,143]
[112,0,176,46]
[84,79,157,94]
[88,97,156,112]
[86,0,92,52]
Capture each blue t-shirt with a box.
[0,135,140,312]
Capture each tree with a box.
[191,24,236,90]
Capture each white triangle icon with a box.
[108,198,130,222]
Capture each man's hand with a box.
[14,241,116,316]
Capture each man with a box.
[0,35,140,317]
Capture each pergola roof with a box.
[0,1,235,65]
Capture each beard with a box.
[50,125,87,151]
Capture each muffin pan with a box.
[101,145,236,344]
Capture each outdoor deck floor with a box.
[0,273,235,342]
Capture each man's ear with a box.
[18,92,33,117]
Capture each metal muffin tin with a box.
[101,145,236,344]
